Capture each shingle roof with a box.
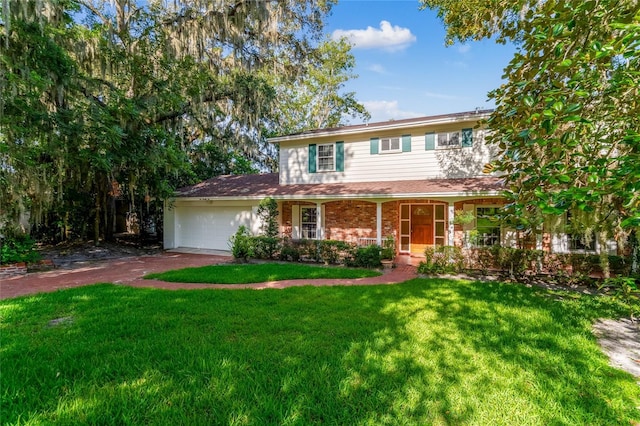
[176,173,504,199]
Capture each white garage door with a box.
[176,206,253,250]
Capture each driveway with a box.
[0,253,418,300]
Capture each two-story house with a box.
[163,109,612,257]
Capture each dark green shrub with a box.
[319,240,353,265]
[418,245,464,274]
[279,239,301,262]
[252,236,280,259]
[0,230,41,265]
[229,226,254,261]
[345,244,381,269]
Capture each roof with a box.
[268,109,494,143]
[175,173,504,200]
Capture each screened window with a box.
[475,206,501,247]
[437,131,460,148]
[380,137,401,153]
[301,207,317,239]
[317,144,334,171]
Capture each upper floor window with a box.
[380,137,401,153]
[475,206,501,247]
[317,143,335,171]
[438,131,460,148]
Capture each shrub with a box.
[252,236,280,260]
[346,244,381,269]
[229,226,254,261]
[418,246,464,274]
[279,239,301,262]
[380,236,395,260]
[318,240,353,265]
[0,229,41,265]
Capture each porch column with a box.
[316,202,323,240]
[448,202,455,246]
[376,202,382,245]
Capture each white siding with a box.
[278,125,497,185]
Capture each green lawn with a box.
[1,279,638,425]
[144,262,381,284]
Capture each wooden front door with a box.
[411,205,434,254]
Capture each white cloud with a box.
[332,21,416,52]
[367,64,387,74]
[363,100,423,122]
[457,44,471,54]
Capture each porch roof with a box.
[175,173,505,200]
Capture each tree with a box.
[421,0,640,276]
[268,37,370,135]
[1,0,364,243]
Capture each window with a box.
[437,131,461,148]
[317,144,334,171]
[380,137,401,153]
[475,206,501,247]
[566,212,595,251]
[301,207,317,239]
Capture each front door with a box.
[411,205,433,254]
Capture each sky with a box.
[324,0,518,124]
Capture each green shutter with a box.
[402,134,411,152]
[425,132,435,150]
[308,144,317,173]
[370,137,379,155]
[462,128,473,147]
[336,141,344,172]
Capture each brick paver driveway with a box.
[0,253,417,300]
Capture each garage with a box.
[166,204,256,251]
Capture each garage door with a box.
[176,206,253,250]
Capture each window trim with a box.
[300,206,318,239]
[436,131,462,149]
[474,205,502,248]
[379,136,402,154]
[316,143,336,172]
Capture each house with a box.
[163,109,612,258]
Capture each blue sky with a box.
[324,0,517,124]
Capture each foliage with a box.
[229,225,254,261]
[144,262,379,284]
[252,236,280,260]
[2,282,638,424]
[257,197,279,239]
[0,1,367,244]
[598,276,640,318]
[0,229,41,265]
[421,0,640,278]
[380,236,396,260]
[345,244,382,269]
[418,245,465,274]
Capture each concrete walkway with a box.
[0,253,418,300]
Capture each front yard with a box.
[1,279,638,425]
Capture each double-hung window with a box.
[317,144,335,172]
[380,137,401,153]
[475,206,501,247]
[301,207,317,239]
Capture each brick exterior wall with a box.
[0,263,27,279]
[324,200,376,242]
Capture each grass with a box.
[1,279,639,425]
[144,262,381,284]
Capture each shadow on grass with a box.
[1,280,638,424]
